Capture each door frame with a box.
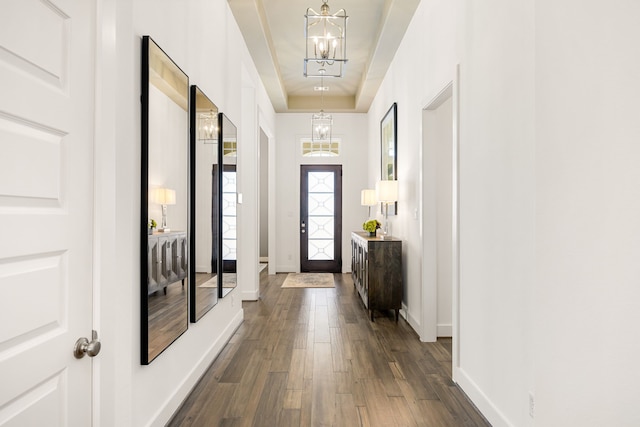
[94,0,129,423]
[300,164,343,273]
[420,66,461,380]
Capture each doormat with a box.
[281,273,335,288]
[199,274,237,288]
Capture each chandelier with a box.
[304,0,348,78]
[311,111,332,142]
[311,76,332,142]
[198,111,218,143]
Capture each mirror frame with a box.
[380,102,398,215]
[140,35,190,364]
[218,113,238,298]
[189,85,220,322]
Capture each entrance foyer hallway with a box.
[169,273,489,426]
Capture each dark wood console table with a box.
[351,232,403,321]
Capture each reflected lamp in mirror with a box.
[376,180,398,239]
[360,189,377,218]
[151,187,176,232]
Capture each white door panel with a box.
[0,0,95,425]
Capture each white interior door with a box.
[0,0,96,425]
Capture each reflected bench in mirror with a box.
[148,231,187,294]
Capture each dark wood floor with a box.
[168,272,490,427]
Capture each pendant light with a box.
[304,0,348,78]
[311,76,332,142]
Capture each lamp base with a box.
[157,228,171,233]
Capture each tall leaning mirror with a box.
[141,36,189,364]
[190,86,219,322]
[219,113,238,298]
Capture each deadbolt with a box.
[74,330,101,359]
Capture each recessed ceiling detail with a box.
[228,0,421,113]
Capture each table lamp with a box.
[376,180,398,239]
[360,189,377,218]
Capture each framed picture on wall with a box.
[381,102,397,215]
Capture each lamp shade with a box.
[376,180,398,203]
[360,189,377,206]
[150,187,176,205]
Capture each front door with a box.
[0,1,96,425]
[300,165,342,272]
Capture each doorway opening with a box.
[421,70,460,378]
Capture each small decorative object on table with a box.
[148,219,157,235]
[363,219,381,237]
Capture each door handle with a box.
[301,221,306,233]
[74,330,101,359]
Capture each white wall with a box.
[102,0,276,425]
[457,1,536,425]
[275,113,368,273]
[535,0,640,425]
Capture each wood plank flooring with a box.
[168,272,490,427]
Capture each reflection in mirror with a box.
[141,36,189,364]
[219,113,238,298]
[189,86,219,322]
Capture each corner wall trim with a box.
[242,289,259,301]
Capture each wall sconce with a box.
[376,180,398,239]
[150,187,176,232]
[360,189,377,218]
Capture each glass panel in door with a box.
[300,165,342,272]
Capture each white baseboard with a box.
[195,265,210,274]
[437,323,452,337]
[402,303,422,337]
[151,310,244,426]
[242,289,259,301]
[454,366,513,427]
[259,256,268,263]
[276,264,297,273]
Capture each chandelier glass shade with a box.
[304,0,348,78]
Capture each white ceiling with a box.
[228,0,421,113]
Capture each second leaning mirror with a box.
[189,85,219,322]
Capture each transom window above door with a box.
[300,137,341,157]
